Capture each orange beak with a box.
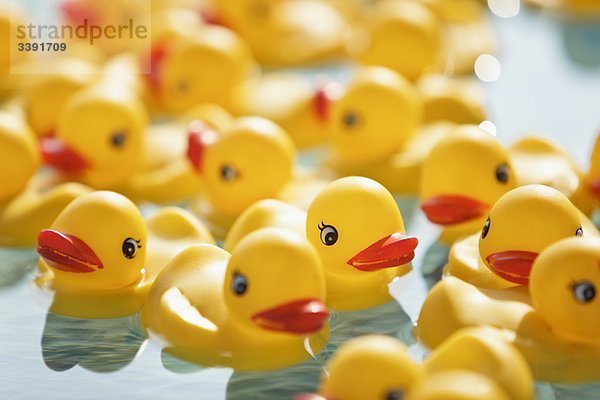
[421,195,489,225]
[252,298,329,334]
[40,137,89,174]
[38,229,103,273]
[485,250,539,285]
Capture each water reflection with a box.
[0,248,37,289]
[41,313,146,373]
[560,18,600,68]
[420,241,451,289]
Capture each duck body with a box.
[141,228,330,371]
[419,236,600,382]
[36,191,213,318]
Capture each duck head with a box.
[41,85,147,189]
[530,236,600,345]
[224,228,328,335]
[187,116,295,215]
[330,66,422,167]
[420,126,517,230]
[37,191,147,291]
[479,185,584,286]
[306,177,418,291]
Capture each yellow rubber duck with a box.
[418,236,600,382]
[140,228,330,371]
[231,73,342,149]
[348,0,443,81]
[0,112,90,247]
[297,327,533,400]
[211,0,347,66]
[36,191,214,318]
[40,84,148,189]
[446,185,597,289]
[306,176,418,310]
[324,66,439,194]
[420,125,518,245]
[187,116,327,237]
[586,133,600,211]
[146,24,256,115]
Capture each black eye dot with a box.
[385,389,404,400]
[572,281,596,304]
[176,80,189,93]
[122,238,140,259]
[481,217,491,239]
[342,111,360,129]
[232,272,248,296]
[220,165,239,181]
[576,227,584,237]
[495,163,510,183]
[110,132,127,148]
[318,223,338,246]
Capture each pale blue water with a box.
[1,3,600,400]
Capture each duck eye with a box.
[318,223,338,246]
[176,80,189,94]
[122,238,140,259]
[342,111,360,129]
[110,131,127,148]
[385,389,404,400]
[572,281,596,304]
[495,163,510,183]
[220,165,239,182]
[576,227,584,237]
[232,272,248,296]
[481,217,491,239]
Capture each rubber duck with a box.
[231,73,341,149]
[418,236,600,382]
[211,0,347,66]
[140,228,330,371]
[420,125,518,245]
[306,176,419,310]
[297,327,533,400]
[586,133,600,211]
[36,191,214,318]
[187,116,327,238]
[146,24,256,115]
[446,185,597,289]
[40,84,147,189]
[348,0,443,81]
[0,112,90,247]
[324,66,436,194]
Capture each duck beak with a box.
[313,81,341,123]
[421,195,489,225]
[40,137,89,173]
[186,121,218,174]
[347,233,418,271]
[144,41,169,95]
[38,229,103,273]
[485,250,539,285]
[294,394,331,400]
[252,298,329,334]
[588,178,600,200]
[61,0,99,25]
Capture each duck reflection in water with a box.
[41,312,146,373]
